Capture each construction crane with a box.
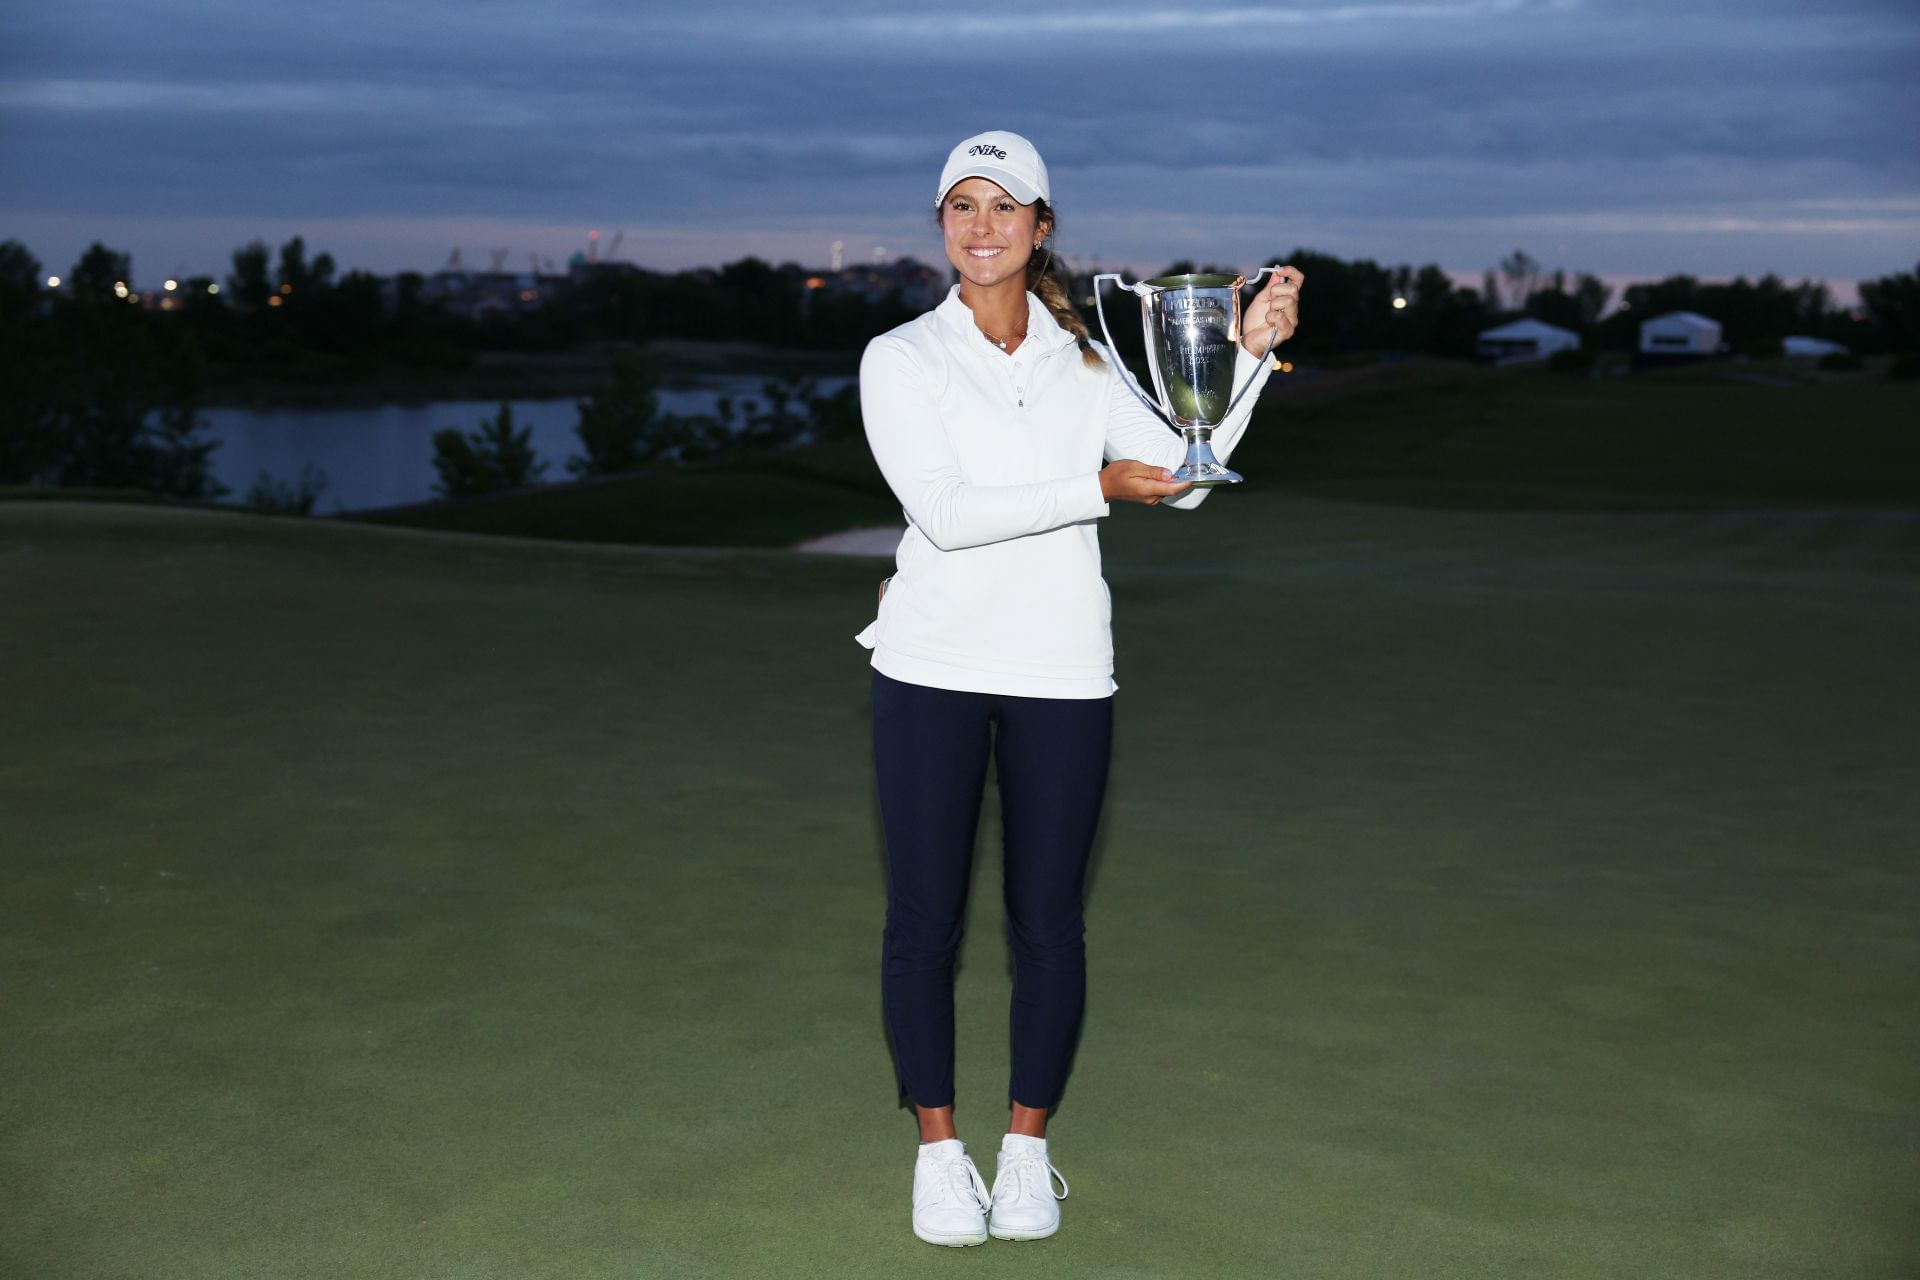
[490,248,510,273]
[606,230,624,261]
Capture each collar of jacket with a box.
[935,285,1079,355]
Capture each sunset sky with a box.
[5,0,1916,296]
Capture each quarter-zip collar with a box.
[935,285,1079,357]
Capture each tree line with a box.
[3,232,1915,508]
[1207,248,1914,360]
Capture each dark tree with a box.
[70,242,134,304]
[1498,250,1545,313]
[228,240,273,312]
[1572,274,1612,329]
[0,240,40,316]
[570,353,659,476]
[1524,286,1583,331]
[54,330,160,491]
[431,402,547,497]
[275,235,335,298]
[1860,262,1920,351]
[0,241,58,483]
[142,351,226,500]
[305,269,385,355]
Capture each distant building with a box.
[567,257,647,287]
[415,269,565,319]
[1782,335,1850,358]
[1638,311,1722,359]
[1475,317,1580,364]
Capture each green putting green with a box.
[3,493,1916,1279]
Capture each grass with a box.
[349,365,1920,551]
[3,484,1916,1278]
[352,452,903,549]
[1241,365,1920,511]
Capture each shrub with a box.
[431,402,547,498]
[738,377,812,451]
[806,383,863,442]
[570,353,659,476]
[144,401,229,501]
[246,463,329,514]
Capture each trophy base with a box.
[1172,430,1243,487]
[1173,464,1243,487]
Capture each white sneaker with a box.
[911,1139,990,1247]
[988,1134,1069,1241]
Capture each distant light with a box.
[1619,301,1631,311]
[46,275,60,288]
[1392,295,1408,310]
[114,281,129,298]
[208,283,220,294]
[164,278,178,292]
[267,295,283,308]
[805,276,825,289]
[280,283,293,295]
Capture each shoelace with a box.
[920,1151,991,1213]
[998,1152,1070,1205]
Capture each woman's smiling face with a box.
[940,177,1048,291]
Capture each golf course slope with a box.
[4,495,1916,1279]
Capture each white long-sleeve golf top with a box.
[855,285,1273,699]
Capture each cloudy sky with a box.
[4,0,1916,296]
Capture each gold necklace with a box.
[977,319,1028,351]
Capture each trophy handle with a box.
[1222,266,1285,421]
[1091,272,1172,429]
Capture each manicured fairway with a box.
[3,494,1916,1279]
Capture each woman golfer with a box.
[856,129,1301,1247]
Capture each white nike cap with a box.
[935,131,1050,207]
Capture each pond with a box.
[200,375,854,514]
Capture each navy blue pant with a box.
[872,670,1113,1111]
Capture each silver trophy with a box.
[1092,269,1282,486]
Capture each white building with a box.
[1783,335,1850,358]
[1475,318,1581,364]
[1639,311,1722,357]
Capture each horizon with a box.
[7,224,1887,313]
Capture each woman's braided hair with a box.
[1027,199,1104,369]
